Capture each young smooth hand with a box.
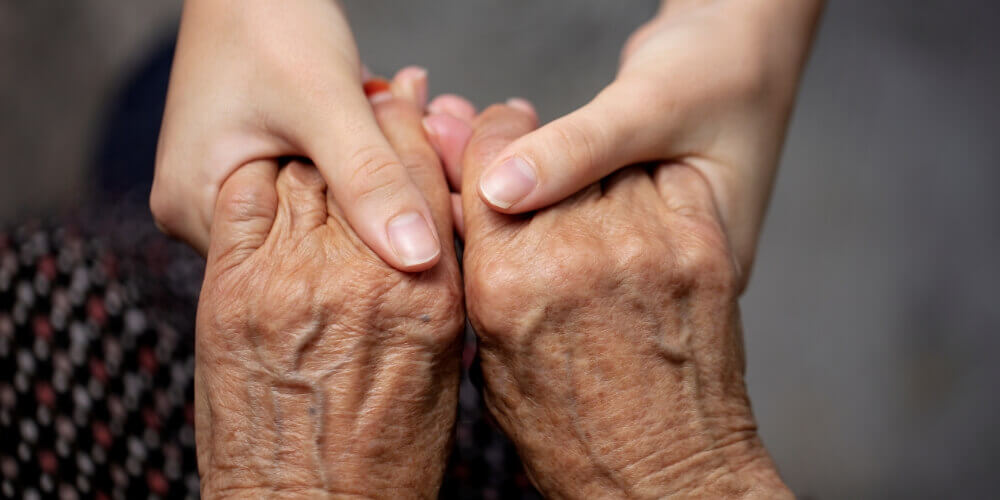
[469,0,823,285]
[153,0,442,271]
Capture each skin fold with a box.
[194,74,463,498]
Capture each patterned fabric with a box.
[0,219,540,499]
[0,222,199,499]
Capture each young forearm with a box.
[656,0,824,76]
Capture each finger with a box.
[477,81,680,214]
[597,165,662,223]
[302,78,442,272]
[451,193,465,240]
[207,159,279,268]
[390,66,429,109]
[274,161,328,235]
[652,163,719,222]
[461,103,539,239]
[423,113,473,191]
[370,71,453,251]
[652,162,743,285]
[428,94,476,122]
[424,98,533,193]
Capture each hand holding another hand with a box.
[182,1,824,496]
[153,0,443,271]
[195,75,462,498]
[472,0,822,283]
[445,103,791,498]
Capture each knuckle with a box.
[219,181,276,226]
[283,162,325,189]
[408,278,465,348]
[365,269,465,351]
[372,96,409,122]
[548,116,605,174]
[346,146,407,203]
[611,229,665,278]
[538,242,604,296]
[465,255,531,342]
[467,238,604,346]
[671,220,737,295]
[398,144,440,175]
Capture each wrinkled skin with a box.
[194,84,463,498]
[459,104,793,498]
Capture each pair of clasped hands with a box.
[154,1,822,498]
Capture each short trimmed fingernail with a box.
[396,66,428,107]
[428,95,476,120]
[506,97,535,114]
[368,92,392,105]
[479,156,537,209]
[387,212,440,267]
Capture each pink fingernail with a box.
[387,212,440,267]
[479,156,537,209]
[428,95,477,121]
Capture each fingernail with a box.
[387,212,440,267]
[368,91,392,105]
[421,117,444,156]
[479,156,537,209]
[506,97,535,114]
[396,66,428,108]
[422,116,442,138]
[428,95,476,121]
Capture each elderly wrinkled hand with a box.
[193,75,463,498]
[450,103,792,498]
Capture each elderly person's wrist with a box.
[640,432,791,499]
[196,310,459,498]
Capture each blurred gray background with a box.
[2,1,998,498]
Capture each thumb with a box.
[206,159,279,268]
[477,81,681,213]
[303,74,443,272]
